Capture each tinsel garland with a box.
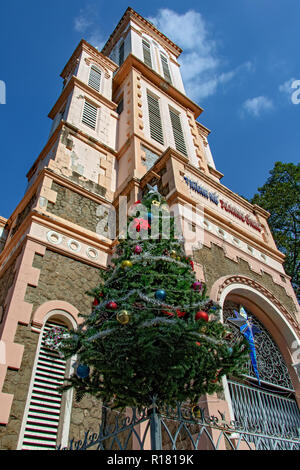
[89,287,218,319]
[105,253,191,287]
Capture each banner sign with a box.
[183,175,261,232]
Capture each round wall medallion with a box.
[68,239,81,253]
[47,231,63,245]
[86,247,99,260]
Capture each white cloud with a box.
[148,9,253,102]
[241,96,274,118]
[278,78,297,104]
[73,6,105,50]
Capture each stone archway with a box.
[209,275,300,432]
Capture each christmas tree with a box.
[60,187,248,409]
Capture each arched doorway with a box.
[223,299,300,449]
[210,276,300,449]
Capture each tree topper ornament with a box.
[227,306,261,385]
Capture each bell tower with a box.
[0,6,299,451]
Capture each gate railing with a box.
[228,380,300,449]
[57,400,300,451]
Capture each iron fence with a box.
[57,400,300,451]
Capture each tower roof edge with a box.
[101,7,183,57]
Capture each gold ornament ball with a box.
[121,260,133,269]
[117,310,130,324]
[176,256,181,261]
[170,250,177,259]
[151,200,160,207]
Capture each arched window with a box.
[223,300,300,449]
[18,314,74,450]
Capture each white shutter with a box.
[142,40,152,69]
[20,321,68,450]
[147,93,164,145]
[82,100,98,130]
[88,65,101,92]
[169,107,187,156]
[160,54,172,84]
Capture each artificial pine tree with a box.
[60,187,248,409]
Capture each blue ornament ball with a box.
[155,289,166,301]
[228,347,233,355]
[76,364,90,379]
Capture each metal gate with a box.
[228,380,300,449]
[58,400,300,450]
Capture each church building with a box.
[0,7,299,450]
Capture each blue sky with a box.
[0,0,299,219]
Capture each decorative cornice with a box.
[61,39,118,80]
[208,166,224,181]
[196,121,211,137]
[102,7,182,57]
[48,75,118,120]
[113,54,203,118]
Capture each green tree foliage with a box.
[251,162,300,299]
[60,189,248,409]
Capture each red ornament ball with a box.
[107,301,118,310]
[134,245,143,254]
[93,298,99,306]
[195,311,209,322]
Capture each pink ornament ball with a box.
[134,245,143,254]
[192,282,202,291]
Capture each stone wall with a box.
[25,248,101,318]
[0,248,104,449]
[0,323,39,450]
[47,182,108,234]
[0,258,17,325]
[193,243,298,316]
[11,194,37,237]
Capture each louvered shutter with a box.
[169,108,187,156]
[147,93,164,145]
[82,100,98,130]
[88,65,101,92]
[160,54,172,84]
[119,42,125,66]
[142,40,152,68]
[20,320,68,450]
